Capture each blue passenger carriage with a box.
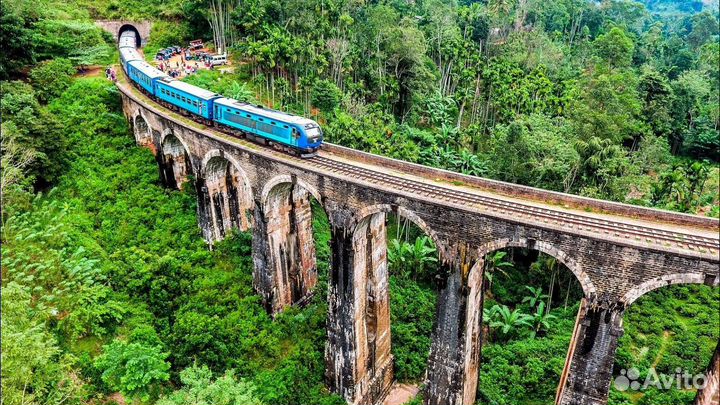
[119,32,143,71]
[156,79,221,120]
[119,48,143,71]
[117,27,324,157]
[213,98,324,154]
[126,60,166,94]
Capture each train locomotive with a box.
[117,30,323,157]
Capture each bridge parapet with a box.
[324,143,718,231]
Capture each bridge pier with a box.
[424,244,474,405]
[326,222,360,402]
[326,212,394,405]
[556,297,624,405]
[694,340,719,405]
[252,202,274,312]
[196,155,253,242]
[196,177,215,242]
[254,182,317,313]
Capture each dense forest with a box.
[1,0,719,405]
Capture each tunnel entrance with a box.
[118,24,141,48]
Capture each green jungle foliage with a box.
[155,0,719,215]
[2,1,719,405]
[1,78,344,405]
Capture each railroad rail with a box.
[305,155,718,253]
[115,76,720,257]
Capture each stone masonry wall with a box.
[694,340,720,405]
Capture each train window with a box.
[246,114,251,118]
[271,121,276,125]
[283,125,289,129]
[259,118,264,121]
[226,108,231,112]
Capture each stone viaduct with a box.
[115,26,720,405]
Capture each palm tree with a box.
[388,236,438,280]
[387,238,411,277]
[522,285,548,309]
[484,251,514,293]
[529,302,556,338]
[483,304,501,325]
[488,0,514,20]
[488,304,532,342]
[408,236,438,280]
[228,81,255,102]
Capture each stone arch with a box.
[119,24,141,47]
[160,129,193,189]
[261,176,324,312]
[459,237,596,405]
[199,149,253,242]
[261,175,323,210]
[621,272,718,306]
[351,203,446,258]
[616,274,719,405]
[472,238,595,297]
[132,111,152,147]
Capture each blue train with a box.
[117,30,323,156]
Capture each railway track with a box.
[117,76,718,254]
[310,155,719,252]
